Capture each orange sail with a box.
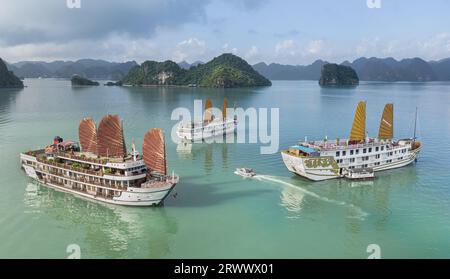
[143,128,167,175]
[78,118,97,154]
[97,115,127,157]
[378,103,394,140]
[204,97,213,123]
[349,101,366,142]
[222,97,228,119]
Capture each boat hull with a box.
[177,119,236,141]
[22,164,176,206]
[281,152,341,181]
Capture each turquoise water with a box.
[0,79,449,258]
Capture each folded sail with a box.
[222,97,228,119]
[78,118,97,154]
[143,128,167,175]
[378,103,394,140]
[349,101,366,142]
[204,97,213,123]
[97,115,127,157]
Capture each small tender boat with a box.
[234,168,256,178]
[345,167,374,180]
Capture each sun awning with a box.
[290,145,317,154]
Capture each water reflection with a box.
[0,89,22,144]
[176,135,234,173]
[23,182,177,258]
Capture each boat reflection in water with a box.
[176,133,234,173]
[23,182,178,258]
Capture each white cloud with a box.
[275,40,297,56]
[354,34,450,61]
[222,43,238,54]
[307,40,324,55]
[0,0,210,46]
[245,46,259,57]
[172,38,207,62]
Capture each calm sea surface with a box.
[0,79,449,258]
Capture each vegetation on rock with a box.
[122,53,271,88]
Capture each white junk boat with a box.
[20,115,179,206]
[282,102,422,181]
[177,97,236,141]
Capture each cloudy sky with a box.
[1,0,449,64]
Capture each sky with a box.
[0,0,449,64]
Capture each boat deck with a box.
[300,138,400,152]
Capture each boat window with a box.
[342,151,346,156]
[336,151,340,157]
[350,158,355,163]
[355,149,359,155]
[368,148,372,153]
[350,150,354,155]
[376,147,379,152]
[381,146,384,151]
[363,148,367,154]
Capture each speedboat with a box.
[234,168,256,178]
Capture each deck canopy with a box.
[289,145,319,156]
[143,128,167,175]
[378,103,394,140]
[349,101,366,142]
[97,115,127,158]
[78,117,98,154]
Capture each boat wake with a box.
[253,175,368,220]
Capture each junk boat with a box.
[234,168,256,178]
[281,102,422,181]
[177,97,236,141]
[20,115,179,206]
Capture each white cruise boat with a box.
[20,115,179,206]
[282,102,422,181]
[177,97,236,141]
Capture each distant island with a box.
[71,75,99,86]
[104,81,123,86]
[5,55,450,83]
[5,59,137,80]
[0,58,24,88]
[253,57,450,82]
[319,64,359,87]
[122,53,272,88]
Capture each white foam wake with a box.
[253,175,369,220]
